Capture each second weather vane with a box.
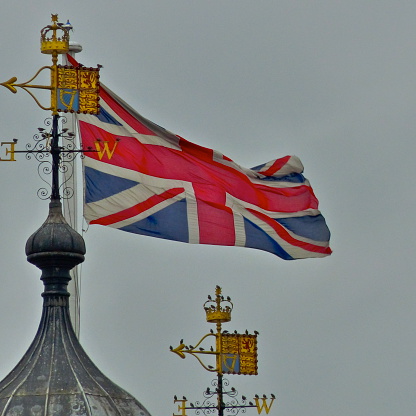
[170,286,275,416]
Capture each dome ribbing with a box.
[0,199,151,416]
[26,199,86,260]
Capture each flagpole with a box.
[62,24,83,339]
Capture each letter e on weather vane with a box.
[0,140,17,162]
[173,398,187,416]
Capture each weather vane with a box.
[0,14,102,199]
[170,286,276,416]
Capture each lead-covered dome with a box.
[25,199,85,268]
[0,198,151,416]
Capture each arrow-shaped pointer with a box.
[0,77,18,93]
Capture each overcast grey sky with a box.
[1,1,416,415]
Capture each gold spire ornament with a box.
[204,285,232,323]
[170,286,275,416]
[40,14,70,54]
[1,14,100,115]
[172,286,258,375]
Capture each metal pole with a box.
[51,114,60,200]
[216,316,224,416]
[217,372,224,416]
[62,32,83,339]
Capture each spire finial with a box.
[204,286,233,324]
[40,14,70,55]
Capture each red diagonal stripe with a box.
[247,209,332,255]
[100,87,158,135]
[91,187,184,226]
[258,155,291,176]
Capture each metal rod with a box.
[217,373,223,416]
[51,114,60,200]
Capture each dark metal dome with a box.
[26,199,86,263]
[0,199,151,416]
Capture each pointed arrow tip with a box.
[0,77,18,94]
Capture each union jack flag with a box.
[77,85,331,259]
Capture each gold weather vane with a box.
[1,14,100,115]
[170,286,275,416]
[0,14,103,201]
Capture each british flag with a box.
[77,85,331,259]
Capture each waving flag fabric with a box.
[76,85,331,259]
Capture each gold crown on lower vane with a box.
[204,286,233,323]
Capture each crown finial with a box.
[40,14,70,54]
[204,285,233,323]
